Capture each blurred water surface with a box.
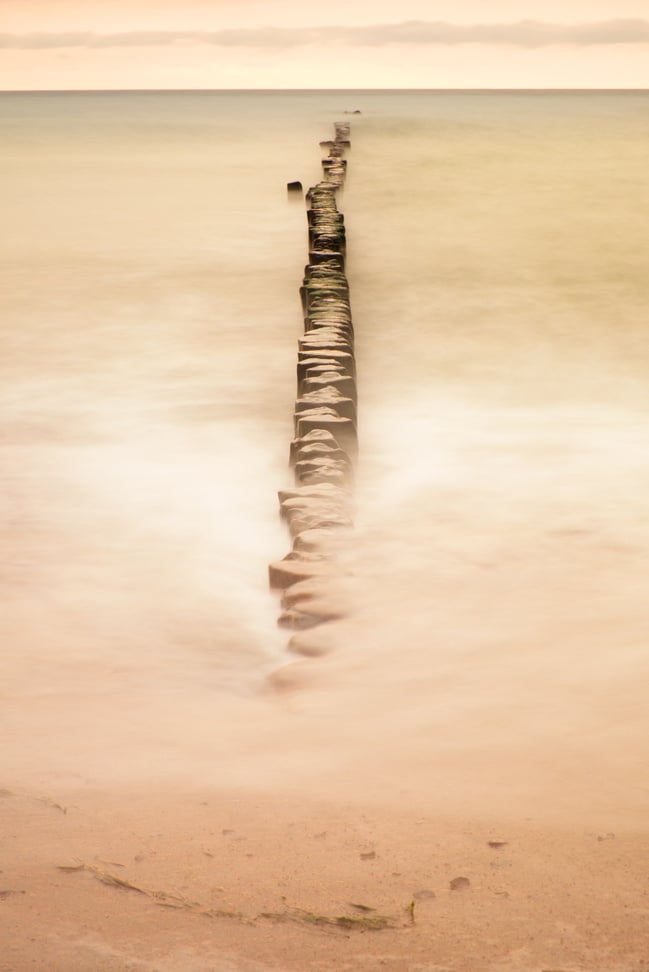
[1,91,648,824]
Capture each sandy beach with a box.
[2,776,649,972]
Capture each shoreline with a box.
[2,781,648,971]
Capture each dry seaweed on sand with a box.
[34,795,68,814]
[58,863,148,894]
[94,870,148,893]
[57,864,396,929]
[258,906,397,931]
[56,863,245,920]
[0,787,67,814]
[148,888,244,919]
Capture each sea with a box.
[2,90,648,824]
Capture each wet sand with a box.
[2,782,649,972]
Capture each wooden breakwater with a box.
[268,122,356,641]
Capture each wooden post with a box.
[269,123,357,641]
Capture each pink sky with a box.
[2,0,649,89]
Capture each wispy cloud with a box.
[2,20,649,50]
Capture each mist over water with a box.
[2,91,648,828]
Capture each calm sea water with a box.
[2,91,648,821]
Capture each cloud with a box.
[2,20,649,50]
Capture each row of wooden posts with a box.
[268,122,356,634]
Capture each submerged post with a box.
[269,123,356,645]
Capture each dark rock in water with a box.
[277,610,322,631]
[296,404,356,432]
[297,355,355,383]
[304,263,346,281]
[306,312,352,326]
[310,237,346,256]
[300,373,357,403]
[305,284,350,303]
[298,349,355,376]
[279,494,351,522]
[304,321,353,340]
[296,468,349,489]
[295,412,357,458]
[307,250,345,268]
[297,365,357,405]
[306,305,353,321]
[300,320,351,334]
[293,405,342,435]
[308,211,346,229]
[294,455,351,473]
[281,548,329,564]
[293,443,352,468]
[278,486,351,523]
[278,482,350,504]
[304,330,354,348]
[289,429,343,466]
[301,273,349,291]
[307,343,353,356]
[300,344,354,361]
[302,312,351,326]
[280,576,351,609]
[299,335,353,353]
[291,447,352,476]
[294,457,352,485]
[297,429,341,445]
[300,364,353,387]
[268,557,334,590]
[305,301,352,317]
[308,252,346,269]
[279,493,351,520]
[265,662,314,693]
[295,388,356,423]
[280,593,348,628]
[279,485,351,512]
[292,527,353,556]
[303,318,352,333]
[287,631,336,657]
[271,120,355,631]
[286,510,354,539]
[301,281,350,303]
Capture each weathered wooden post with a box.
[269,123,356,642]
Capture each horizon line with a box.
[2,86,649,94]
